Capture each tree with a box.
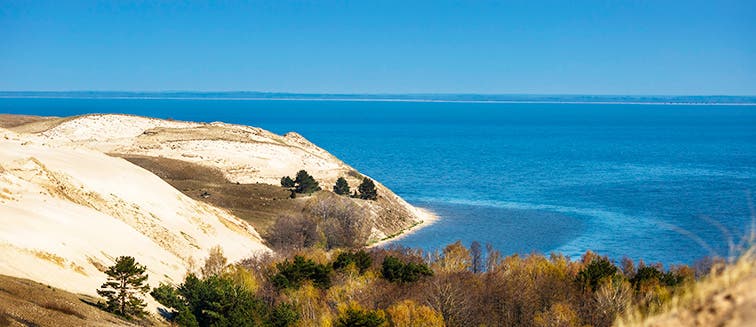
[265,215,321,251]
[281,176,295,188]
[470,241,484,273]
[97,256,150,319]
[294,170,321,194]
[272,256,332,290]
[152,274,274,327]
[335,304,388,327]
[333,250,372,274]
[201,245,228,278]
[358,178,378,200]
[386,300,445,327]
[333,177,351,195]
[576,256,618,291]
[308,195,372,249]
[435,241,471,273]
[381,256,433,283]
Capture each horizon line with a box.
[1,90,755,97]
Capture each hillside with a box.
[0,274,145,327]
[10,114,428,241]
[0,127,269,304]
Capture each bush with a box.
[294,170,321,194]
[381,256,433,283]
[357,178,378,200]
[272,256,332,290]
[333,250,372,274]
[333,177,351,195]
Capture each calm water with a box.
[2,97,755,265]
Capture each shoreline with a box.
[368,207,439,248]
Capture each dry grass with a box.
[616,248,756,327]
[0,274,142,326]
[0,114,56,129]
[119,154,308,232]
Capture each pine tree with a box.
[97,256,150,318]
[358,177,378,200]
[280,176,295,188]
[333,177,350,195]
[294,170,321,194]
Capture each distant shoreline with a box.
[2,92,756,106]
[2,96,756,106]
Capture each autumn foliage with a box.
[148,242,696,327]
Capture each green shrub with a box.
[272,256,332,290]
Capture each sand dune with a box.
[31,114,426,240]
[0,128,269,301]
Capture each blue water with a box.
[2,97,755,265]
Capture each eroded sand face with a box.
[0,128,269,303]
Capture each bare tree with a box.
[264,214,321,251]
[470,241,484,273]
[201,245,228,277]
[307,194,372,248]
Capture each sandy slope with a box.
[0,128,269,301]
[31,114,426,240]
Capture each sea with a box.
[2,94,755,265]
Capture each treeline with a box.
[281,170,378,200]
[98,241,705,327]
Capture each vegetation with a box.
[357,177,378,200]
[333,250,372,274]
[272,256,332,290]
[333,177,351,195]
[151,273,296,327]
[294,170,321,194]
[103,240,708,326]
[96,256,150,319]
[280,176,295,188]
[381,256,433,283]
[335,304,388,327]
[265,194,372,250]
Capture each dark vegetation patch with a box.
[119,155,306,231]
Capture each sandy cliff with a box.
[29,114,426,240]
[0,127,269,300]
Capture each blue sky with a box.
[1,1,754,95]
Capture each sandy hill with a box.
[16,114,427,240]
[0,127,269,304]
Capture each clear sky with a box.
[1,1,754,95]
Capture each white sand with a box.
[0,128,269,303]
